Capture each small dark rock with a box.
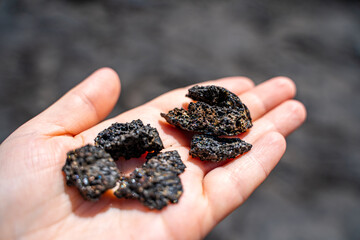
[161,101,252,136]
[189,134,252,162]
[94,119,164,160]
[114,150,185,210]
[62,144,120,201]
[187,85,252,123]
[187,85,243,109]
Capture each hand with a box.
[0,68,306,239]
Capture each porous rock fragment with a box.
[94,119,164,160]
[62,144,120,201]
[189,134,252,162]
[114,151,185,210]
[161,101,251,136]
[187,85,243,109]
[187,85,252,124]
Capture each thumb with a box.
[28,67,121,137]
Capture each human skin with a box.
[0,68,306,240]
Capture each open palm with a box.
[0,68,306,240]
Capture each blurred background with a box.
[1,0,360,239]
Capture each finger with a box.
[34,68,121,136]
[204,131,286,224]
[243,99,307,143]
[148,76,255,112]
[240,77,296,121]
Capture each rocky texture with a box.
[95,120,164,160]
[114,151,185,210]
[161,101,252,136]
[62,144,120,201]
[190,134,252,162]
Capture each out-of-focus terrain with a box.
[1,0,360,239]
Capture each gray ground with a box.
[1,0,360,239]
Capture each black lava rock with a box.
[94,119,164,160]
[187,85,252,124]
[189,134,252,162]
[187,85,243,109]
[62,144,120,201]
[161,101,252,136]
[114,150,185,210]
